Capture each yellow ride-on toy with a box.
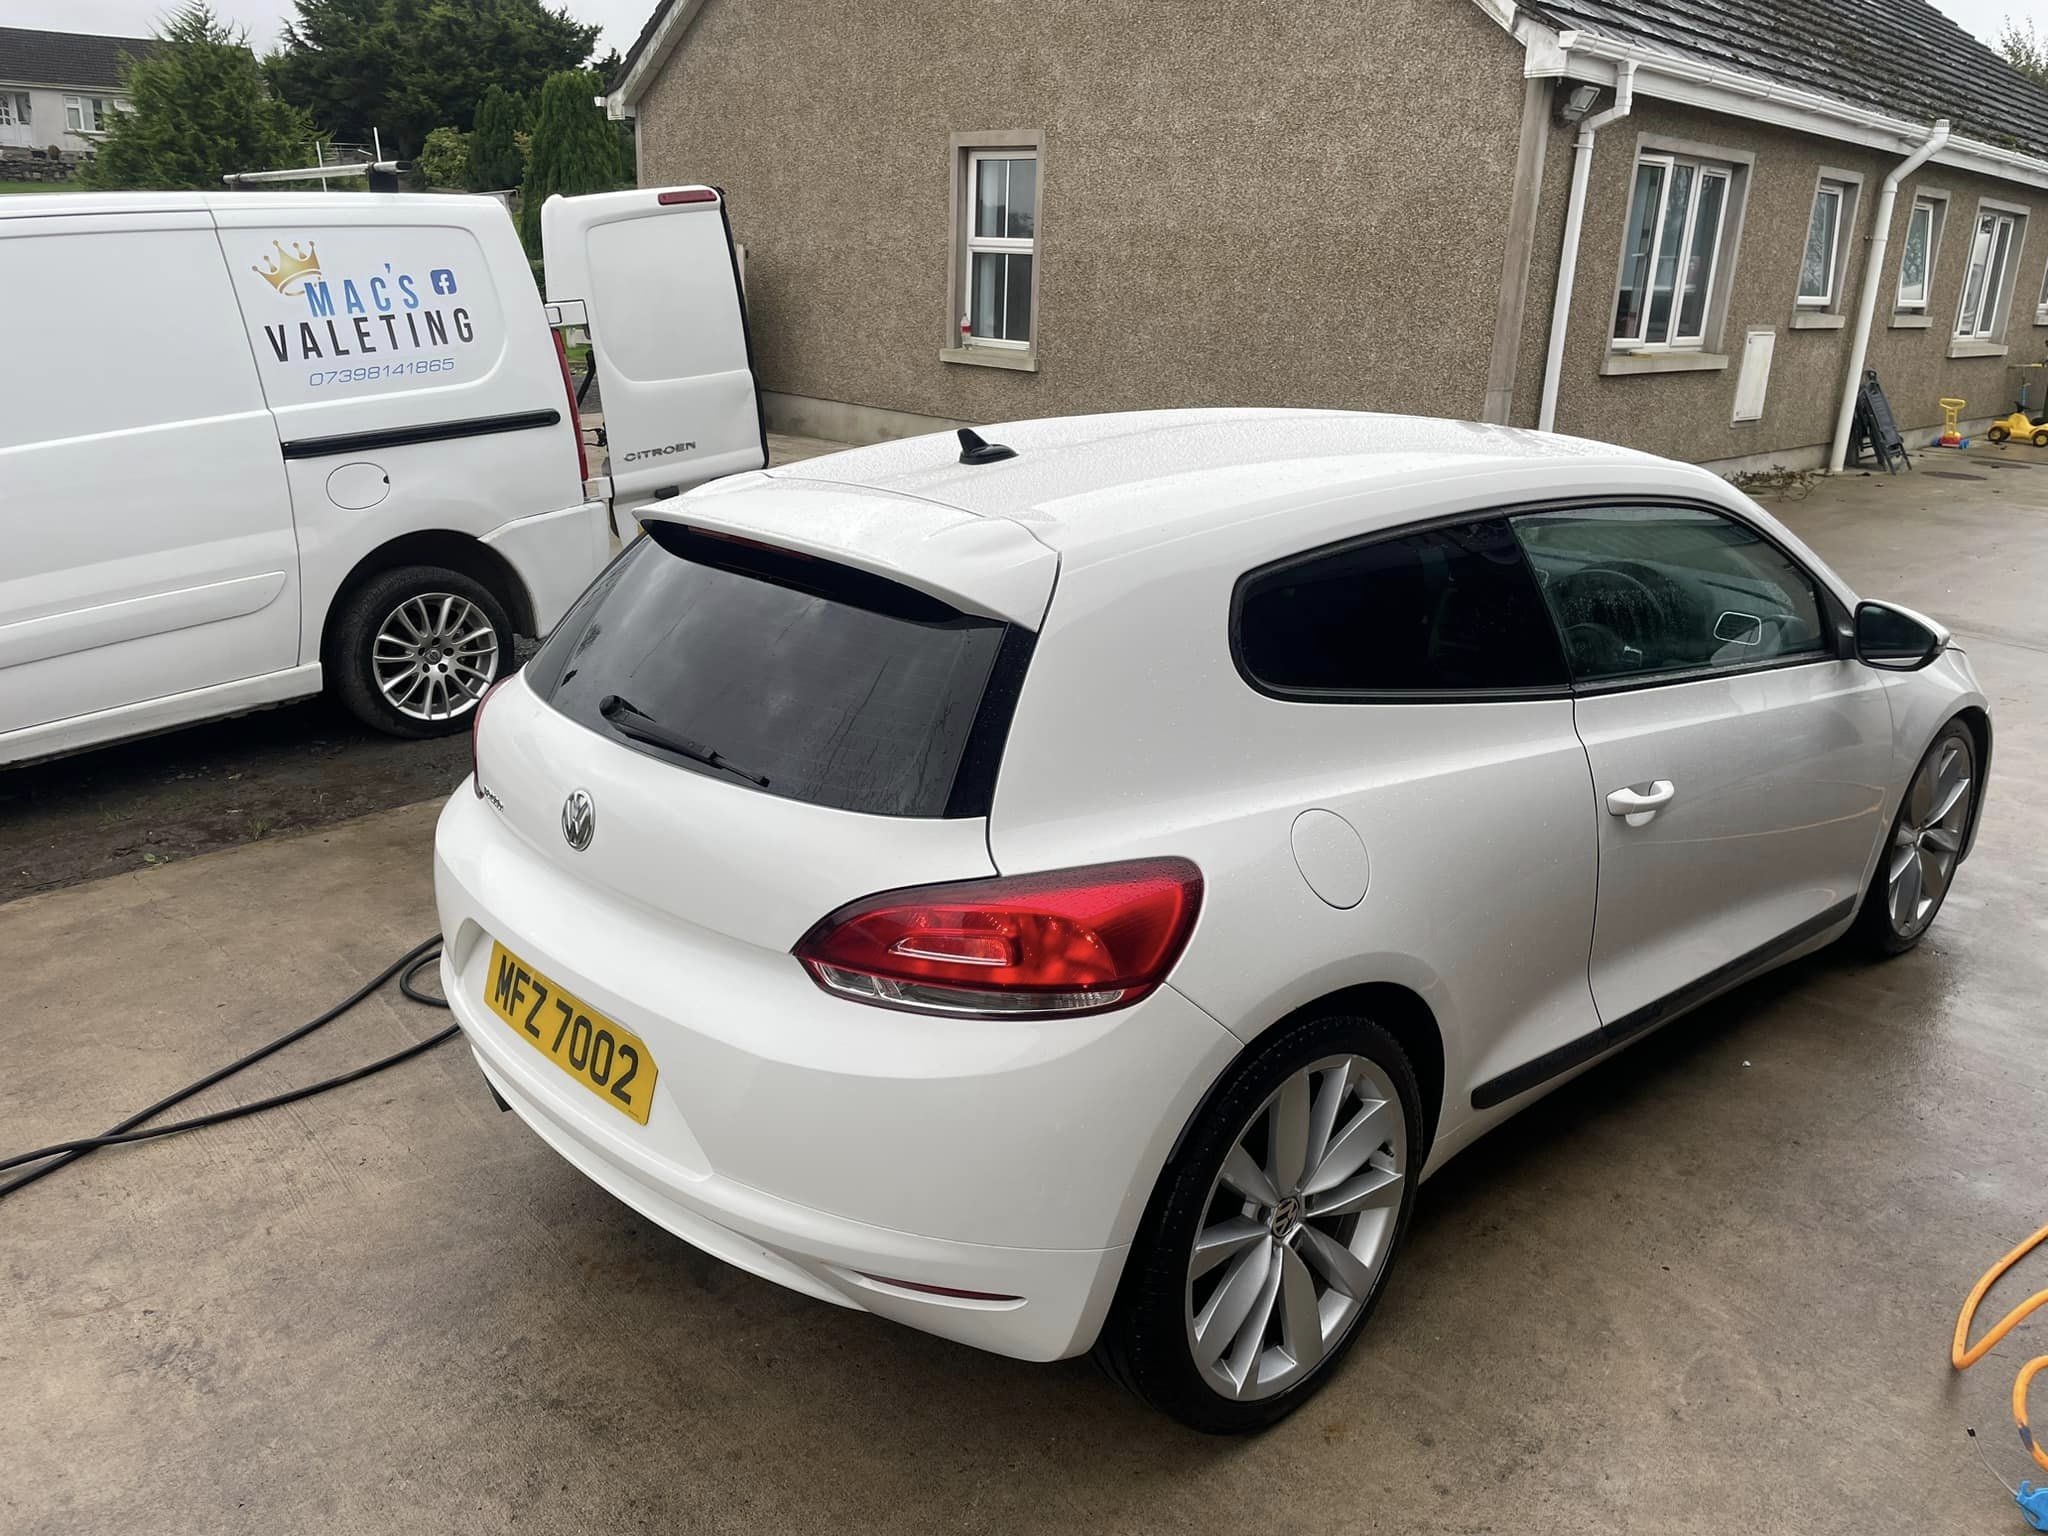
[1988,361,2048,445]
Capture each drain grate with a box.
[1924,470,1988,480]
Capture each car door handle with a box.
[1606,780,1677,825]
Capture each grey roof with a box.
[1520,0,2048,158]
[0,26,160,91]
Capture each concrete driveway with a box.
[4,452,2044,1535]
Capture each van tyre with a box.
[329,566,512,738]
[1095,1012,1420,1433]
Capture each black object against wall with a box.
[1849,369,1910,474]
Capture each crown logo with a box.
[253,239,321,296]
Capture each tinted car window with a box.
[1235,518,1568,695]
[1512,506,1828,683]
[528,525,1018,818]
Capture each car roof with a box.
[770,409,1678,560]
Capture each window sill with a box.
[1948,338,2009,359]
[1789,312,1846,329]
[940,346,1037,373]
[1889,313,1932,329]
[1601,351,1730,376]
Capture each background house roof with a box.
[1519,0,2048,158]
[0,26,161,91]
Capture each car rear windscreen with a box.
[525,523,1030,818]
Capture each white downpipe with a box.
[1538,61,1635,434]
[1828,117,1951,472]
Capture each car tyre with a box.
[328,565,513,738]
[1095,1011,1422,1433]
[1851,718,1978,956]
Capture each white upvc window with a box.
[1956,210,2019,340]
[961,150,1037,349]
[1613,153,1732,350]
[0,93,28,127]
[2036,260,2048,325]
[1798,180,1847,306]
[64,96,108,134]
[1897,196,1940,311]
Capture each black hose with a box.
[0,936,452,1201]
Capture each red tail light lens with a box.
[471,676,508,797]
[551,328,589,485]
[793,858,1203,1018]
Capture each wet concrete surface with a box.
[3,452,2045,1534]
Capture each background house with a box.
[0,27,158,162]
[604,0,2048,471]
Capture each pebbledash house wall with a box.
[633,0,2048,464]
[632,0,1537,438]
[1515,95,2048,466]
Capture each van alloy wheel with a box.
[1183,1053,1406,1402]
[373,592,501,722]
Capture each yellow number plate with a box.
[482,941,658,1125]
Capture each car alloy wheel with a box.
[1183,1053,1407,1401]
[373,592,501,723]
[1886,728,1975,940]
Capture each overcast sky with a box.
[4,0,2035,67]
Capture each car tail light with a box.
[657,188,719,205]
[471,676,508,797]
[551,329,589,485]
[793,858,1203,1018]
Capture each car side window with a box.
[1235,517,1568,696]
[1511,505,1829,685]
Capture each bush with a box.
[415,126,469,188]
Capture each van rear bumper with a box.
[482,500,609,635]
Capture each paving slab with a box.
[4,460,2045,1535]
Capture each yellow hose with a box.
[1954,1219,2048,1474]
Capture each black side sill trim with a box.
[1469,894,1857,1110]
[279,408,561,460]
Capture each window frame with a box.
[1896,192,1946,312]
[0,93,25,127]
[944,136,1041,360]
[1795,172,1861,310]
[1956,203,2025,340]
[1227,498,1849,707]
[1610,143,1744,353]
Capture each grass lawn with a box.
[0,180,90,194]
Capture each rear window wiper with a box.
[598,695,771,788]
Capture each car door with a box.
[0,209,300,749]
[539,186,766,527]
[1512,502,1894,1032]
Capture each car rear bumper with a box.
[433,787,1238,1361]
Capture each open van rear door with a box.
[541,186,766,525]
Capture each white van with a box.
[0,187,762,764]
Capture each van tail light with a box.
[793,859,1203,1018]
[471,676,509,797]
[551,329,589,485]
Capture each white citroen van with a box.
[0,186,762,765]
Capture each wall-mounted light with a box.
[1557,82,1605,124]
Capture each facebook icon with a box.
[429,268,458,296]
